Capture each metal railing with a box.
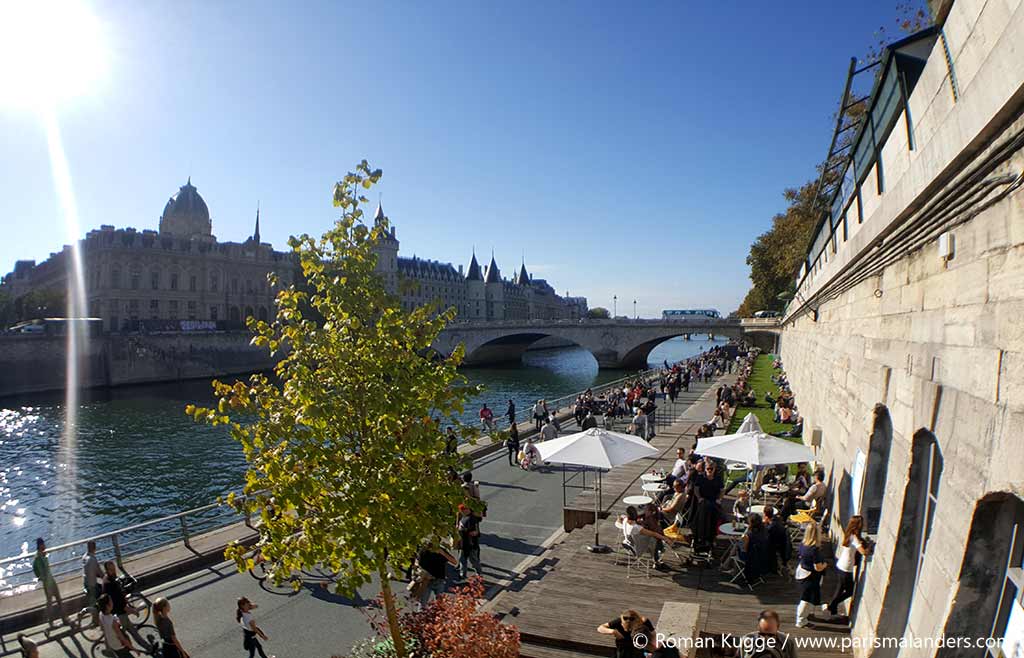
[0,500,241,598]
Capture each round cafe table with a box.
[641,483,669,494]
[623,495,653,506]
[727,462,749,472]
[760,484,786,495]
[749,504,778,517]
[641,472,666,483]
[719,522,746,537]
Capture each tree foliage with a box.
[586,306,610,319]
[735,178,824,318]
[187,160,482,658]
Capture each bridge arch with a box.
[461,331,588,367]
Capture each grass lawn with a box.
[725,353,790,436]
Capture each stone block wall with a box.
[780,137,1024,657]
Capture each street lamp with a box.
[633,300,637,319]
[613,295,617,317]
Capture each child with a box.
[236,597,273,658]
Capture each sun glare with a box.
[0,0,108,109]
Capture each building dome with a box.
[159,178,212,237]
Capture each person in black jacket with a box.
[764,507,791,574]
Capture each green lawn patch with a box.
[726,353,790,436]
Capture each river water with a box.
[0,336,723,558]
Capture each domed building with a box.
[1,179,296,332]
[159,178,213,239]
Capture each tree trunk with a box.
[378,561,407,658]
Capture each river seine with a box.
[0,336,723,557]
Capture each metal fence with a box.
[0,500,240,597]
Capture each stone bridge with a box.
[432,318,776,369]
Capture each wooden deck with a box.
[487,381,851,658]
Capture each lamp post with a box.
[633,300,637,319]
[613,295,617,317]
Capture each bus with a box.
[661,309,721,320]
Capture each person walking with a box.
[794,524,829,627]
[82,540,102,627]
[102,561,152,652]
[506,422,520,466]
[153,597,190,658]
[98,594,134,658]
[827,515,871,618]
[540,418,557,442]
[505,399,516,426]
[33,538,72,629]
[457,504,482,580]
[236,597,272,658]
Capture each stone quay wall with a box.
[779,0,1024,655]
[0,331,277,397]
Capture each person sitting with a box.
[783,470,826,517]
[581,411,598,430]
[739,513,772,582]
[597,609,654,658]
[660,479,688,524]
[789,463,811,494]
[520,438,540,470]
[16,635,39,658]
[781,417,803,438]
[619,506,673,566]
[733,489,751,521]
[739,610,797,658]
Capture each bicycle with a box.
[76,576,151,642]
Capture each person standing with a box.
[506,422,520,467]
[413,542,457,609]
[581,411,598,430]
[444,426,458,455]
[102,561,152,651]
[153,597,190,658]
[505,399,516,426]
[532,399,545,431]
[827,515,871,618]
[236,597,271,658]
[457,504,482,580]
[596,609,654,658]
[82,540,102,627]
[794,524,829,627]
[540,418,557,442]
[33,538,72,629]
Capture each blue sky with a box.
[0,1,918,315]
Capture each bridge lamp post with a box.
[633,300,637,319]
[613,295,617,317]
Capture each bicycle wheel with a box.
[249,558,270,582]
[134,624,161,656]
[90,640,115,658]
[76,607,104,642]
[127,595,151,626]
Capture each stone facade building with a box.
[780,1,1024,656]
[370,203,586,321]
[1,180,296,332]
[3,185,586,331]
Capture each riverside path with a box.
[3,377,722,658]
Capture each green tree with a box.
[188,160,481,658]
[586,306,610,319]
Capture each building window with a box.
[189,275,197,292]
[232,278,239,293]
[169,300,179,319]
[149,299,159,318]
[110,268,121,289]
[150,272,159,290]
[130,274,140,290]
[170,273,179,290]
[187,300,197,319]
[128,299,139,320]
[209,273,218,292]
[210,306,218,321]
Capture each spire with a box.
[485,251,501,284]
[466,250,483,281]
[517,260,530,286]
[373,200,385,225]
[252,202,261,243]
